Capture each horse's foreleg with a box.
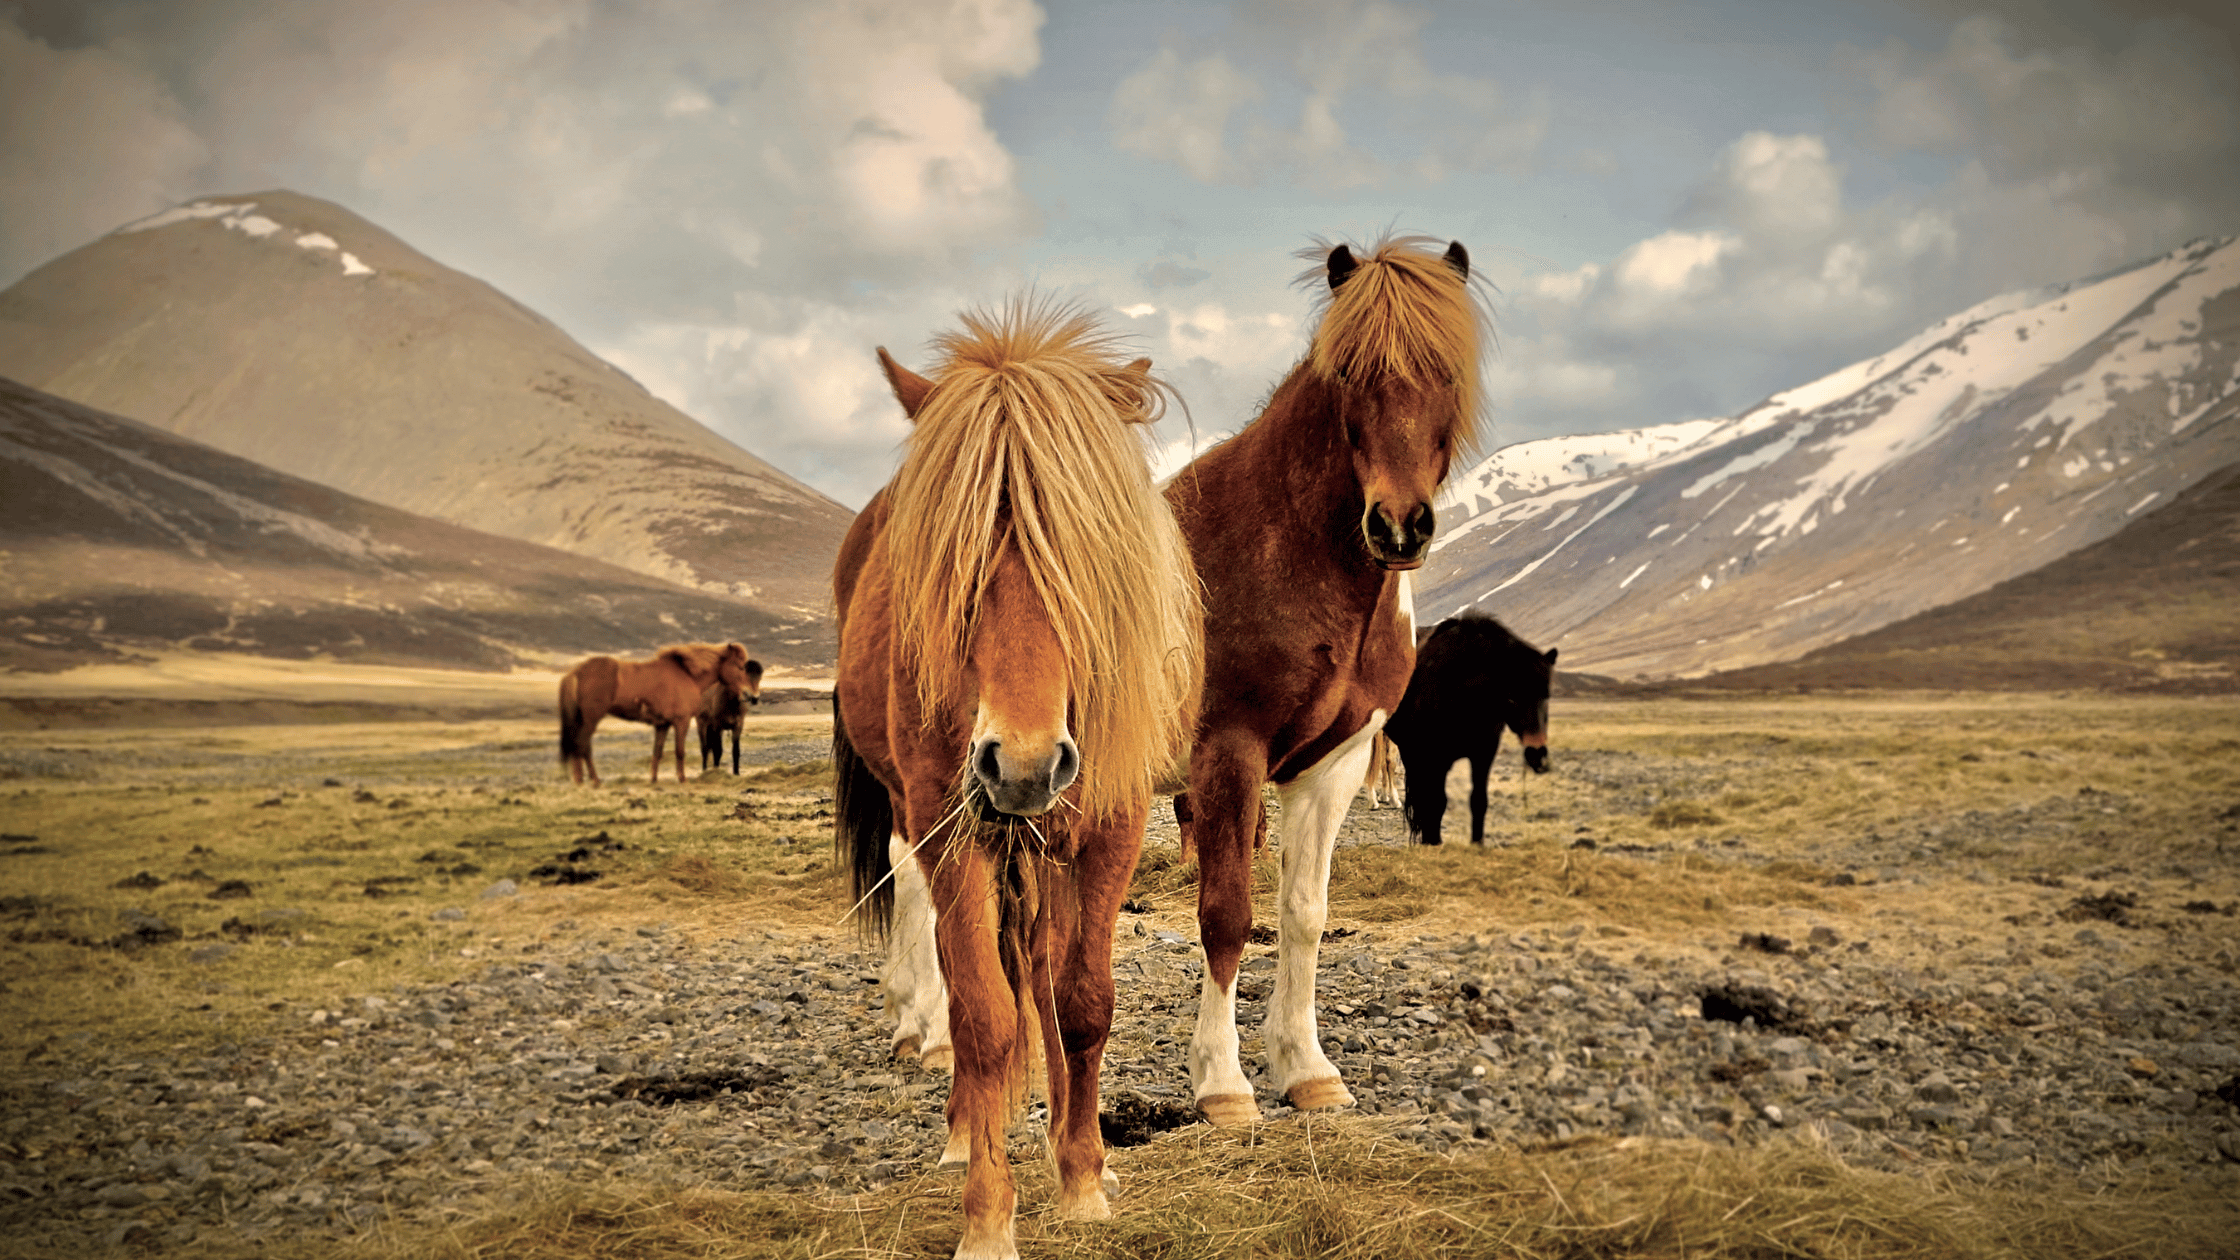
[673,721,688,783]
[649,726,665,785]
[1048,811,1142,1220]
[885,833,955,1075]
[1468,751,1494,847]
[929,843,1021,1260]
[1187,735,1267,1126]
[1266,716,1380,1112]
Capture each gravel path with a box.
[6,755,2240,1254]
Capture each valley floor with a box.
[0,692,2234,1258]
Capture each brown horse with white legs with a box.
[1167,235,1489,1125]
[697,655,765,774]
[558,642,753,785]
[832,302,1201,1260]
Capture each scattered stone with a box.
[2059,890,2139,926]
[1739,932,1792,954]
[1698,981,1800,1031]
[480,878,519,899]
[208,880,253,900]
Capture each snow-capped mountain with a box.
[1422,235,2240,679]
[0,192,852,622]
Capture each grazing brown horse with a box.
[832,302,1200,1260]
[558,642,753,785]
[1385,613,1556,846]
[1167,234,1488,1125]
[696,656,765,774]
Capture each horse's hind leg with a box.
[1265,720,1378,1113]
[1468,751,1494,846]
[885,834,955,1077]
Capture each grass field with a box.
[3,690,2237,1258]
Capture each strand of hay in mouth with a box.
[241,1116,2235,1260]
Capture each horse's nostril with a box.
[1408,503,1436,541]
[975,740,1002,786]
[1051,741,1080,790]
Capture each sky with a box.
[3,0,2237,510]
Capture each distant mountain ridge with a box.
[1423,235,2240,678]
[1682,457,2240,693]
[0,377,825,672]
[0,191,852,621]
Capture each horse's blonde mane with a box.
[883,300,1203,822]
[1296,233,1494,459]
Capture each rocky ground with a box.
[4,731,2239,1255]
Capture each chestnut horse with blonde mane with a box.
[832,303,1200,1260]
[558,642,753,785]
[1167,235,1488,1125]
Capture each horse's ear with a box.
[1327,243,1357,290]
[1109,357,1156,423]
[745,658,765,680]
[877,346,935,420]
[1444,240,1470,280]
[1543,647,1559,665]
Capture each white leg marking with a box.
[1265,712,1384,1098]
[1189,966,1253,1105]
[886,833,952,1064]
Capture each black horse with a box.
[1384,613,1556,845]
[695,657,765,773]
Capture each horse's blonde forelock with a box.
[883,298,1203,822]
[1295,233,1494,459]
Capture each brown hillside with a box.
[0,376,830,672]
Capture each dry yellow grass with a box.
[82,1120,2238,1260]
[4,691,2236,1258]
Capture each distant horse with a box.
[1360,731,1402,809]
[1384,613,1556,846]
[1166,234,1488,1125]
[558,642,753,785]
[696,656,765,774]
[832,302,1200,1260]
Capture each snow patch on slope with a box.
[119,200,376,279]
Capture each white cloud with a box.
[1614,230,1736,298]
[0,21,209,282]
[1110,47,1263,183]
[1108,0,1547,188]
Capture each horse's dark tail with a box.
[833,686,897,939]
[558,672,586,765]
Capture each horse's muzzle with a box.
[971,737,1080,817]
[1365,501,1435,569]
[1523,744,1550,774]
